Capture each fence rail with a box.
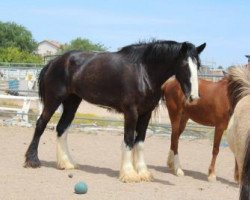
[0,62,43,68]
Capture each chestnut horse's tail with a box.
[38,62,51,103]
[227,67,250,111]
[240,131,250,200]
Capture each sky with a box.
[0,0,249,67]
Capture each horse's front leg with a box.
[208,126,224,182]
[56,95,81,170]
[168,115,188,176]
[133,112,153,182]
[119,106,140,183]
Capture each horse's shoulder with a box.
[238,95,250,106]
[161,77,178,90]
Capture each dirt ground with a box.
[0,126,239,200]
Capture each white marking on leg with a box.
[167,149,175,169]
[188,57,199,99]
[133,142,148,172]
[173,154,184,176]
[121,142,134,171]
[119,141,140,183]
[133,142,153,181]
[168,150,184,176]
[57,131,76,169]
[174,154,181,169]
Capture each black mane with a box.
[118,40,197,64]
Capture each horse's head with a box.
[175,42,206,102]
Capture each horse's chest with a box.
[137,95,161,114]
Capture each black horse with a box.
[24,40,206,183]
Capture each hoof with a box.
[234,172,239,184]
[175,168,185,176]
[208,174,217,182]
[138,169,154,182]
[24,158,41,168]
[167,160,174,170]
[57,160,77,170]
[119,169,141,183]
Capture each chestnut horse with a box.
[162,75,232,181]
[24,40,206,183]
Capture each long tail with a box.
[240,131,250,200]
[228,67,250,110]
[38,62,51,104]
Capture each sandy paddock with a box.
[0,126,239,200]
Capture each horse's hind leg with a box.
[208,125,225,182]
[234,158,240,183]
[119,106,140,183]
[24,98,61,168]
[133,111,153,182]
[168,114,188,176]
[56,95,81,170]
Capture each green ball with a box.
[74,181,88,194]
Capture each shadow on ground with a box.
[148,164,238,188]
[41,160,173,185]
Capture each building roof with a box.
[39,40,61,49]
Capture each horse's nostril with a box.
[189,95,194,102]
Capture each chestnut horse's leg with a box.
[133,111,153,182]
[168,113,188,176]
[208,125,225,181]
[24,98,61,168]
[119,106,140,183]
[56,95,82,170]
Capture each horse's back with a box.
[75,52,136,89]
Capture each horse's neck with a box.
[145,63,175,89]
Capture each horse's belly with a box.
[187,110,215,126]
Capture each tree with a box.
[61,37,107,52]
[0,21,37,53]
[0,47,42,63]
[217,66,223,69]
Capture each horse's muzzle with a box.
[187,95,200,104]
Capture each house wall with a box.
[37,42,59,56]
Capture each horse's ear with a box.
[180,42,188,55]
[222,70,229,77]
[196,43,206,54]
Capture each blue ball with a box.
[74,181,88,194]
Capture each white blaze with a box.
[188,57,199,99]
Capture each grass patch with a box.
[49,112,123,127]
[0,100,19,108]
